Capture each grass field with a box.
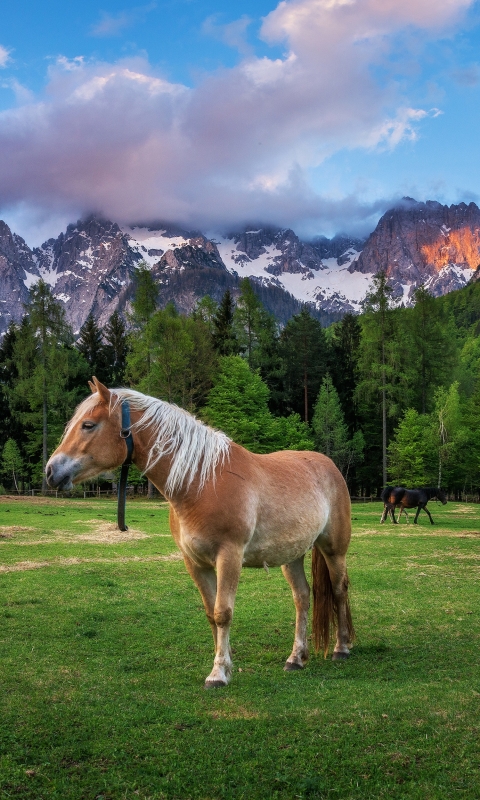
[0,495,479,799]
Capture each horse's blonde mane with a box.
[68,388,231,496]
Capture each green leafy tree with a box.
[432,382,465,489]
[201,356,313,453]
[1,438,23,492]
[211,290,238,355]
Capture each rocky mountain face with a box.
[1,198,479,337]
[352,198,480,303]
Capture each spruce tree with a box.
[11,280,76,491]
[356,272,398,487]
[212,290,238,355]
[312,375,364,481]
[279,307,329,423]
[104,310,128,386]
[77,312,108,382]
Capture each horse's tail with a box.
[381,486,393,503]
[311,547,354,658]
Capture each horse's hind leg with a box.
[313,545,354,660]
[282,556,310,671]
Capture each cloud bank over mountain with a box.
[0,0,474,241]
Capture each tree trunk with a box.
[42,389,48,494]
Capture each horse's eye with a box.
[82,421,96,430]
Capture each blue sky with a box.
[1,0,480,244]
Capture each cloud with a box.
[0,45,11,67]
[0,0,475,238]
[202,15,253,57]
[90,3,156,37]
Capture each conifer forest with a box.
[2,264,480,499]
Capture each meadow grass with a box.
[0,495,479,799]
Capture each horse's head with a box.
[437,488,448,505]
[46,377,128,491]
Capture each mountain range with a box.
[1,197,480,336]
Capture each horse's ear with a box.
[92,376,111,404]
[88,380,96,394]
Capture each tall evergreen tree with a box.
[77,312,108,382]
[330,313,362,435]
[212,289,238,355]
[312,374,364,482]
[201,356,313,453]
[407,285,457,414]
[104,310,128,385]
[130,262,158,327]
[0,321,22,450]
[279,307,329,423]
[356,272,399,487]
[11,280,78,491]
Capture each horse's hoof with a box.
[332,651,350,661]
[284,660,303,671]
[204,679,228,689]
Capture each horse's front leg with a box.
[424,505,434,524]
[282,556,310,671]
[182,555,218,648]
[205,545,243,689]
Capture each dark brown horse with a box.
[380,486,447,524]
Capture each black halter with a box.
[117,400,134,531]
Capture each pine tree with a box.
[212,290,238,355]
[131,262,158,327]
[387,408,433,486]
[279,307,329,423]
[104,310,128,385]
[201,356,313,453]
[312,375,364,481]
[356,272,399,487]
[330,313,362,435]
[408,285,457,414]
[77,312,108,382]
[11,280,77,491]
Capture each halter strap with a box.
[117,400,134,531]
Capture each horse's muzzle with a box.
[45,454,79,491]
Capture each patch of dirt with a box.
[73,520,149,543]
[0,526,35,539]
[208,706,262,720]
[0,552,183,573]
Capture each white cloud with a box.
[0,0,475,237]
[0,45,11,68]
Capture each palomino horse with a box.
[46,378,354,688]
[380,486,447,525]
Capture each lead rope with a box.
[118,400,134,531]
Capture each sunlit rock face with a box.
[351,198,480,301]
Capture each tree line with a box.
[1,263,480,497]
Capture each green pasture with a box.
[0,496,479,800]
